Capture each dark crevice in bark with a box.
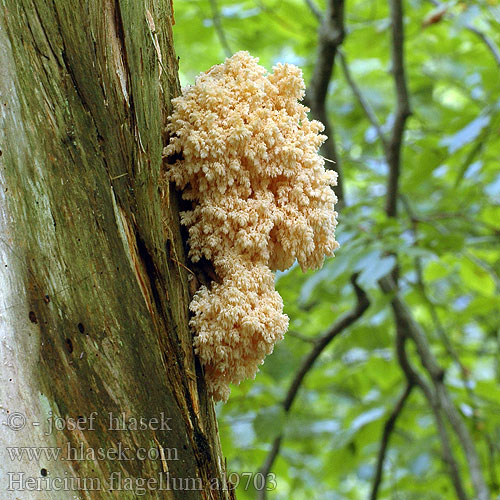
[135,230,165,317]
[61,49,91,113]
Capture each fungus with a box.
[164,51,339,401]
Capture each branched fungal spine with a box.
[164,51,339,401]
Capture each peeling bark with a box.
[0,1,230,498]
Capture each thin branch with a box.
[454,128,489,188]
[284,276,369,413]
[370,382,413,500]
[338,49,388,152]
[386,0,411,217]
[258,435,282,498]
[307,0,346,206]
[304,0,322,21]
[468,25,500,68]
[380,275,491,500]
[257,274,369,500]
[394,330,469,500]
[209,0,232,58]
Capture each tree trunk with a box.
[0,1,230,498]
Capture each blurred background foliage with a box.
[172,1,500,499]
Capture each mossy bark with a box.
[0,1,231,498]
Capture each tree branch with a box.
[257,274,369,500]
[338,1,410,214]
[394,329,469,500]
[386,0,411,217]
[338,49,388,152]
[284,275,369,413]
[370,382,413,500]
[304,0,322,21]
[380,275,491,500]
[468,25,500,68]
[307,0,346,206]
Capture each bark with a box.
[0,1,230,498]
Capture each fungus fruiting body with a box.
[164,51,339,401]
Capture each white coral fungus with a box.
[165,51,339,401]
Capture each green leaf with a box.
[460,259,496,296]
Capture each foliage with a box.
[172,1,500,498]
